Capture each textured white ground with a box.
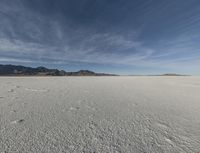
[0,77,200,153]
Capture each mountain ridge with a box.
[0,64,117,76]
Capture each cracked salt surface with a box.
[0,76,200,152]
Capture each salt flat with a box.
[0,76,200,153]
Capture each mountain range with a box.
[0,64,117,76]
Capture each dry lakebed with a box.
[0,76,200,153]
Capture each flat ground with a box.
[0,77,200,153]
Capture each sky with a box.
[0,0,200,75]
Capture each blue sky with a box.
[0,0,200,75]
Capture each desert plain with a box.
[0,76,200,152]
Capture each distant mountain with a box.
[66,70,116,76]
[0,64,117,76]
[161,73,189,76]
[0,65,64,76]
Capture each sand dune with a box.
[0,76,200,152]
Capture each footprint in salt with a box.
[8,89,14,92]
[15,85,21,88]
[11,119,25,124]
[132,102,138,107]
[69,106,80,111]
[11,110,17,113]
